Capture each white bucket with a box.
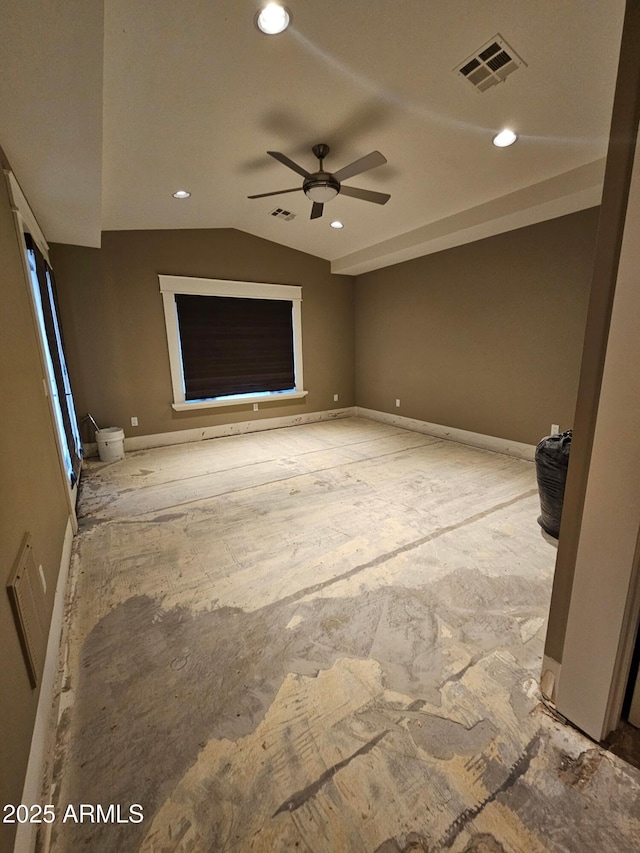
[96,427,125,463]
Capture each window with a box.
[159,275,307,410]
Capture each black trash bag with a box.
[535,429,572,538]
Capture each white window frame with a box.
[159,275,307,411]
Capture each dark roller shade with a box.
[175,294,295,400]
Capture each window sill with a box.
[172,390,308,411]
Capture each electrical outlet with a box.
[131,416,138,427]
[551,423,559,435]
[395,399,400,408]
[333,393,339,402]
[253,403,259,411]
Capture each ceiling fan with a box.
[248,143,390,220]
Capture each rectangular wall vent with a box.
[270,207,296,221]
[455,34,526,93]
[7,533,48,687]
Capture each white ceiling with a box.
[0,1,625,274]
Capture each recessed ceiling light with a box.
[330,221,344,229]
[492,129,518,148]
[172,190,191,199]
[256,3,291,35]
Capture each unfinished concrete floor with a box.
[48,417,640,852]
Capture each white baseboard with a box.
[82,407,356,457]
[356,407,536,461]
[13,517,74,853]
[82,407,535,462]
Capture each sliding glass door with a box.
[24,234,82,491]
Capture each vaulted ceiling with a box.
[0,1,625,274]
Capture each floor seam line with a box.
[88,443,480,519]
[259,488,539,610]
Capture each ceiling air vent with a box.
[270,207,296,221]
[456,34,526,93]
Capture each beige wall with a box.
[355,208,599,446]
[0,166,72,851]
[50,230,355,443]
[51,212,598,451]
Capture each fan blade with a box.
[339,185,390,205]
[332,150,387,182]
[310,201,324,220]
[268,151,311,178]
[247,187,302,199]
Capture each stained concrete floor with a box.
[47,417,640,852]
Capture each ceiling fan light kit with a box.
[304,178,340,203]
[248,142,390,220]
